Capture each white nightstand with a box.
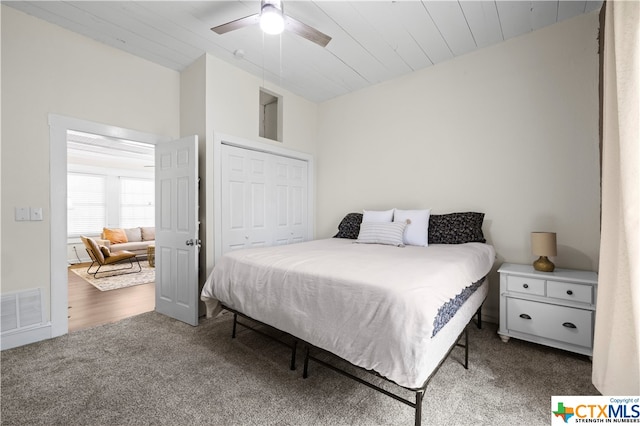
[498,263,598,356]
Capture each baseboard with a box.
[481,306,499,326]
[1,323,52,351]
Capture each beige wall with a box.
[1,3,601,334]
[316,11,601,320]
[179,53,319,273]
[180,55,210,311]
[201,53,319,267]
[1,5,318,333]
[206,54,318,157]
[1,6,180,318]
[1,5,4,289]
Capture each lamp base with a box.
[533,256,555,272]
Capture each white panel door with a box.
[273,156,308,245]
[221,144,271,253]
[221,144,309,256]
[155,135,199,326]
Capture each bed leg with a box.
[476,306,482,329]
[290,340,297,371]
[415,390,424,426]
[232,313,238,338]
[464,327,469,370]
[303,346,310,379]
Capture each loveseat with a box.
[98,226,155,257]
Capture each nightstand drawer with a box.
[507,276,545,296]
[506,298,593,348]
[547,281,593,304]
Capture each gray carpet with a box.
[1,311,598,425]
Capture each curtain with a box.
[592,1,640,394]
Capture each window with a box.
[120,177,154,228]
[67,173,106,236]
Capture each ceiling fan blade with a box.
[211,14,260,35]
[284,16,331,47]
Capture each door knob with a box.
[186,239,194,246]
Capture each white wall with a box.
[206,54,318,157]
[1,6,180,320]
[0,5,318,339]
[316,11,601,321]
[1,3,601,336]
[0,4,3,296]
[201,53,319,268]
[180,55,209,294]
[180,53,319,313]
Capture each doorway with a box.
[49,114,171,338]
[66,130,156,331]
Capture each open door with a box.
[155,135,199,326]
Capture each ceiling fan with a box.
[211,0,331,48]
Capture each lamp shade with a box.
[531,232,557,257]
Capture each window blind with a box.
[120,177,154,228]
[67,173,106,236]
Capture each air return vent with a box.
[1,289,44,333]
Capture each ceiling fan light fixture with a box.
[260,3,284,35]
[212,0,331,47]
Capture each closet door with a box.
[273,156,308,245]
[221,144,271,253]
[221,144,309,256]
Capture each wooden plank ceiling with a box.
[6,1,602,103]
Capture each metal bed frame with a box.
[221,303,484,426]
[225,306,299,371]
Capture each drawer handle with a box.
[562,322,577,329]
[523,284,529,289]
[519,314,532,320]
[566,290,573,295]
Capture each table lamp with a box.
[531,232,557,272]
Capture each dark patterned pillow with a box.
[333,213,363,239]
[428,212,486,244]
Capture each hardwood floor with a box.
[68,264,155,332]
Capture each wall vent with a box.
[1,289,44,334]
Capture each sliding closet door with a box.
[273,156,308,245]
[221,144,271,253]
[220,144,308,255]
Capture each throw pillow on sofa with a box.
[141,227,155,241]
[124,227,142,242]
[103,228,128,244]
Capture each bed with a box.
[201,211,495,425]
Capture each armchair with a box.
[80,236,141,279]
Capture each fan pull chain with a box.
[279,33,283,88]
[262,31,266,88]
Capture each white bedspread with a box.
[201,238,495,388]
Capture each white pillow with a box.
[362,208,395,222]
[355,221,407,247]
[394,209,431,246]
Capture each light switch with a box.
[15,207,30,221]
[30,207,43,221]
